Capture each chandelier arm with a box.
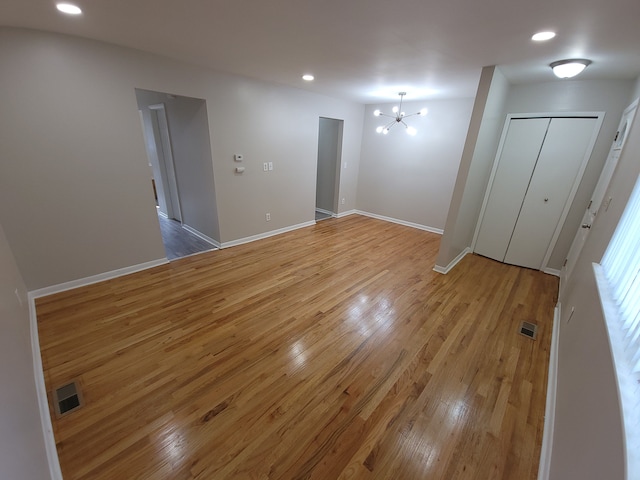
[385,120,397,130]
[377,112,396,119]
[402,112,421,119]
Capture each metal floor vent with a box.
[519,321,538,340]
[54,381,83,417]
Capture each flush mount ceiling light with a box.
[56,3,82,14]
[374,92,427,136]
[302,74,314,81]
[550,59,592,79]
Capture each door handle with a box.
[581,224,591,229]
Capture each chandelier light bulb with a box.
[372,92,427,135]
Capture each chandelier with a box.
[374,92,427,136]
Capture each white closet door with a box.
[504,117,597,269]
[474,118,550,262]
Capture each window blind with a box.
[601,174,640,374]
[599,173,640,479]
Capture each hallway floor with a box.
[157,213,216,260]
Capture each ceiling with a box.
[3,0,640,103]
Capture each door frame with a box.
[315,117,344,218]
[149,103,182,223]
[471,111,605,272]
[561,99,638,289]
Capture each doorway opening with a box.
[136,89,221,260]
[315,117,344,222]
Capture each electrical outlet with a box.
[266,213,271,221]
[263,163,268,172]
[341,198,346,205]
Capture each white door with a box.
[504,117,598,269]
[474,115,600,270]
[149,104,182,222]
[474,118,550,262]
[561,99,638,285]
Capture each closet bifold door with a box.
[503,117,597,269]
[474,117,550,263]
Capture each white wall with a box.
[0,224,50,479]
[549,79,640,480]
[504,79,634,269]
[436,66,510,269]
[0,27,363,290]
[436,74,634,271]
[357,97,473,230]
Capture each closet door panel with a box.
[504,117,597,269]
[474,118,550,262]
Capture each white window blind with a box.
[601,174,640,374]
[598,173,640,479]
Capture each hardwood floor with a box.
[36,215,558,479]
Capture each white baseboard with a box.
[433,247,472,274]
[354,210,443,235]
[538,303,561,480]
[28,298,62,480]
[336,209,356,218]
[221,221,316,249]
[315,208,335,217]
[29,258,168,300]
[544,267,561,277]
[28,294,63,480]
[182,224,220,248]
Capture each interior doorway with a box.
[315,117,343,221]
[136,89,221,259]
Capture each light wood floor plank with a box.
[36,215,557,479]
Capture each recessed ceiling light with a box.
[532,31,556,42]
[302,74,314,81]
[56,3,82,15]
